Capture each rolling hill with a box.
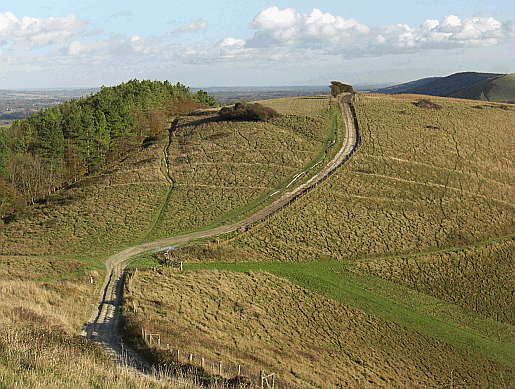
[1,86,514,388]
[370,76,441,94]
[448,73,515,102]
[370,71,508,99]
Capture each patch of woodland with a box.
[0,79,218,222]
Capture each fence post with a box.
[238,364,241,376]
[189,353,193,364]
[219,361,222,376]
[201,357,205,369]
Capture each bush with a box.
[218,102,279,122]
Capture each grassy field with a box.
[122,268,515,388]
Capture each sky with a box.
[1,0,514,88]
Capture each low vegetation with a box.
[0,257,188,388]
[121,268,515,388]
[145,96,335,240]
[234,94,514,262]
[355,237,515,325]
[218,101,279,121]
[4,87,514,388]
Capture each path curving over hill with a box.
[81,96,359,373]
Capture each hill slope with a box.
[371,76,441,94]
[448,73,515,102]
[398,71,504,97]
[121,94,515,388]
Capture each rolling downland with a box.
[125,93,515,388]
[1,89,514,388]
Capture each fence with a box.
[140,327,304,388]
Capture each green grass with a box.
[186,259,515,368]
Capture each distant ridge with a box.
[371,77,441,94]
[397,71,505,97]
[448,73,515,103]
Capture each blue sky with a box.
[1,0,514,88]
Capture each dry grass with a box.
[122,268,515,389]
[354,237,515,325]
[0,268,199,388]
[234,94,515,261]
[147,97,333,239]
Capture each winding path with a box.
[81,96,359,372]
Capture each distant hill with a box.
[370,77,441,94]
[398,71,505,97]
[448,73,515,103]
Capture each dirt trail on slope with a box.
[81,98,359,373]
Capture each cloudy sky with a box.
[1,0,514,88]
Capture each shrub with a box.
[218,102,279,122]
[413,99,442,110]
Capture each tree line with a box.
[0,79,217,220]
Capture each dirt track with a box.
[81,97,359,372]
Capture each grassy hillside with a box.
[0,95,339,388]
[3,91,514,387]
[122,268,514,388]
[122,93,515,387]
[235,94,514,261]
[371,76,440,94]
[146,97,335,239]
[449,73,515,103]
[399,72,504,97]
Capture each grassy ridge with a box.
[233,95,515,262]
[141,96,337,239]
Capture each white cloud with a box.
[179,7,515,63]
[250,6,297,29]
[0,12,86,50]
[171,19,208,34]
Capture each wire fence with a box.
[141,327,302,388]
